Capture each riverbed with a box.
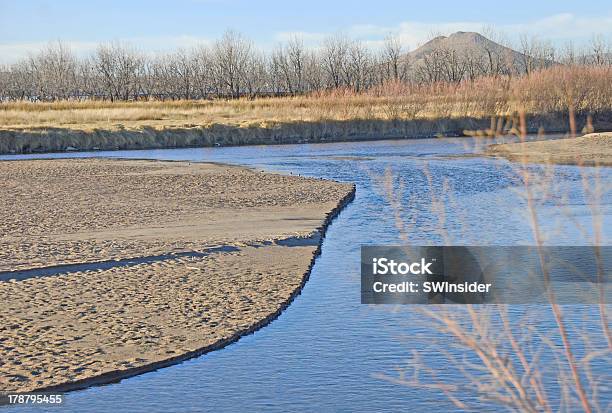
[4,137,611,412]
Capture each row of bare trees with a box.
[1,31,610,101]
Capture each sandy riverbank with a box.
[0,159,354,393]
[487,132,612,166]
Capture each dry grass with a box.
[1,66,610,132]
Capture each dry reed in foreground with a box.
[371,114,610,412]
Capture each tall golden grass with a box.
[1,66,610,131]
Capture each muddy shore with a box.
[487,132,612,166]
[0,159,355,393]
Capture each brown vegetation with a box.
[2,65,611,127]
[1,65,610,154]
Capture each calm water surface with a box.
[4,137,611,412]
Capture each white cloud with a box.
[0,40,98,64]
[277,13,612,51]
[0,35,212,64]
[274,31,328,46]
[501,13,612,41]
[128,35,212,52]
[1,13,611,64]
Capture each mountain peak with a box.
[409,31,518,61]
[448,31,487,42]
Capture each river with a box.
[4,137,611,412]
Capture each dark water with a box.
[4,137,611,412]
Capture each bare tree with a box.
[273,36,307,94]
[440,47,466,83]
[0,61,35,100]
[415,46,447,83]
[1,29,610,102]
[518,35,555,75]
[322,34,350,88]
[272,42,297,94]
[345,40,372,91]
[588,34,611,66]
[173,49,196,99]
[94,42,144,101]
[382,34,404,81]
[192,45,214,98]
[26,41,77,100]
[212,30,253,98]
[243,50,268,97]
[302,50,325,92]
[560,41,578,66]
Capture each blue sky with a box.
[1,0,611,63]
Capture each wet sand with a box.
[0,159,355,392]
[487,132,612,166]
